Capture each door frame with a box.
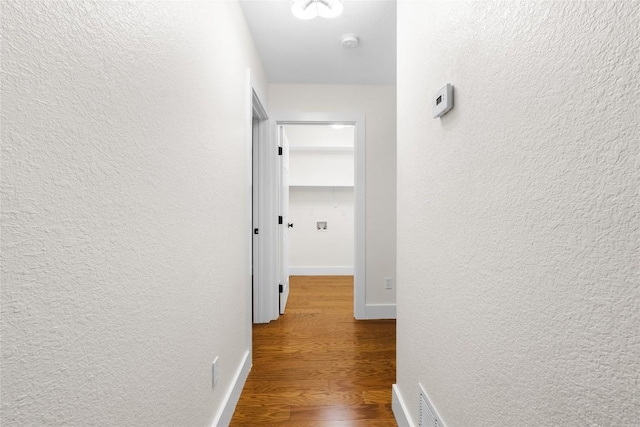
[272,112,366,320]
[249,80,279,324]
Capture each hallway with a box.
[231,276,396,426]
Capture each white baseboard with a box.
[290,266,354,276]
[211,350,251,427]
[364,303,396,319]
[392,384,414,427]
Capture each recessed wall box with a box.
[432,84,454,118]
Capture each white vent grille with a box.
[419,383,444,427]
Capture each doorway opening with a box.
[274,113,366,319]
[248,106,366,322]
[283,124,356,279]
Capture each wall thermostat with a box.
[432,84,454,118]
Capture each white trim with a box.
[249,74,279,324]
[272,112,366,320]
[245,71,253,343]
[257,100,279,323]
[211,350,252,427]
[354,115,366,320]
[290,266,354,276]
[364,303,396,319]
[392,384,414,427]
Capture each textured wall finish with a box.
[1,1,266,425]
[396,1,639,426]
[269,84,397,306]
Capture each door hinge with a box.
[279,284,283,293]
[278,147,283,156]
[254,228,259,235]
[278,216,283,225]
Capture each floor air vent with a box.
[419,383,444,427]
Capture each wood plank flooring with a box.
[230,276,397,426]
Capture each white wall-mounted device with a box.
[432,84,454,118]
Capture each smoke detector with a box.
[340,34,359,49]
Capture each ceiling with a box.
[239,0,397,85]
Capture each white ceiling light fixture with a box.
[291,0,344,20]
[340,34,359,48]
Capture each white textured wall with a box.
[269,84,397,305]
[1,1,266,425]
[396,2,639,426]
[289,187,354,269]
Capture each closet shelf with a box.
[289,146,354,152]
[290,184,354,188]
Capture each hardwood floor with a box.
[230,276,397,426]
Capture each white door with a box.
[279,127,290,314]
[252,118,260,322]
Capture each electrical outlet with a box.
[385,277,393,290]
[212,357,219,389]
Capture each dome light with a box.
[291,0,344,20]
